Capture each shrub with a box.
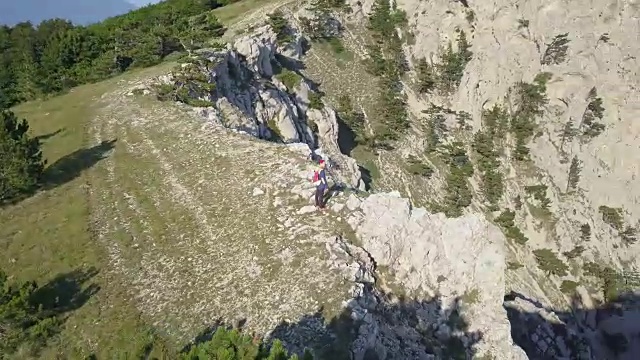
[598,205,623,231]
[560,280,579,295]
[541,33,570,65]
[524,184,551,209]
[507,261,524,270]
[533,248,568,277]
[417,29,473,94]
[495,209,528,245]
[442,142,474,217]
[406,155,433,178]
[275,69,302,91]
[0,110,45,202]
[510,73,551,161]
[619,226,637,245]
[0,270,60,355]
[581,87,606,138]
[308,91,324,110]
[180,327,311,359]
[336,94,367,144]
[267,11,294,45]
[580,223,591,241]
[566,156,581,192]
[563,245,585,259]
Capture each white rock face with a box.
[348,192,528,359]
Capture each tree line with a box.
[0,0,233,109]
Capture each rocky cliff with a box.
[129,0,640,358]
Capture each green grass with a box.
[2,71,171,358]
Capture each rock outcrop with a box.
[156,24,365,190]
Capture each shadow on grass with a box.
[43,139,117,189]
[31,267,101,318]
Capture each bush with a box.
[533,248,568,277]
[364,0,409,146]
[442,142,474,217]
[267,11,294,45]
[580,223,591,241]
[510,72,551,161]
[416,29,473,94]
[275,69,302,91]
[581,87,606,138]
[0,270,60,356]
[406,155,433,178]
[0,110,45,203]
[540,33,570,65]
[180,327,311,359]
[336,94,367,144]
[524,184,551,209]
[308,91,324,110]
[598,205,623,231]
[560,280,579,295]
[495,209,528,245]
[563,245,585,259]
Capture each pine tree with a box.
[0,110,45,203]
[416,57,435,93]
[533,248,569,276]
[558,119,577,159]
[0,270,60,355]
[566,155,581,192]
[580,223,591,242]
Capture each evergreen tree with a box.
[0,270,60,355]
[0,110,45,203]
[533,248,568,277]
[566,155,581,192]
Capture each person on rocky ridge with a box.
[312,159,329,210]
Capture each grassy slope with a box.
[0,0,289,358]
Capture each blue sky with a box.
[128,0,162,5]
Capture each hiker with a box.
[312,159,329,210]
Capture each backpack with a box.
[313,170,320,182]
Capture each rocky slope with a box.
[125,0,640,358]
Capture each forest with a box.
[0,0,234,109]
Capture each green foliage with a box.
[267,11,294,45]
[424,113,447,154]
[619,226,637,246]
[155,61,215,107]
[441,142,474,217]
[336,94,367,144]
[472,106,508,206]
[0,110,45,203]
[267,118,283,141]
[364,0,409,145]
[560,280,579,295]
[583,262,628,302]
[495,209,528,245]
[517,19,529,30]
[598,205,624,231]
[406,155,433,178]
[566,156,581,192]
[581,87,606,138]
[0,270,60,356]
[563,245,585,259]
[580,223,591,242]
[180,327,310,360]
[532,248,568,277]
[524,184,551,209]
[507,261,523,270]
[541,33,570,65]
[0,0,228,108]
[177,12,226,54]
[275,69,302,91]
[415,29,473,94]
[308,91,324,110]
[558,119,577,161]
[510,72,551,161]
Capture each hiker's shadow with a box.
[43,139,117,190]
